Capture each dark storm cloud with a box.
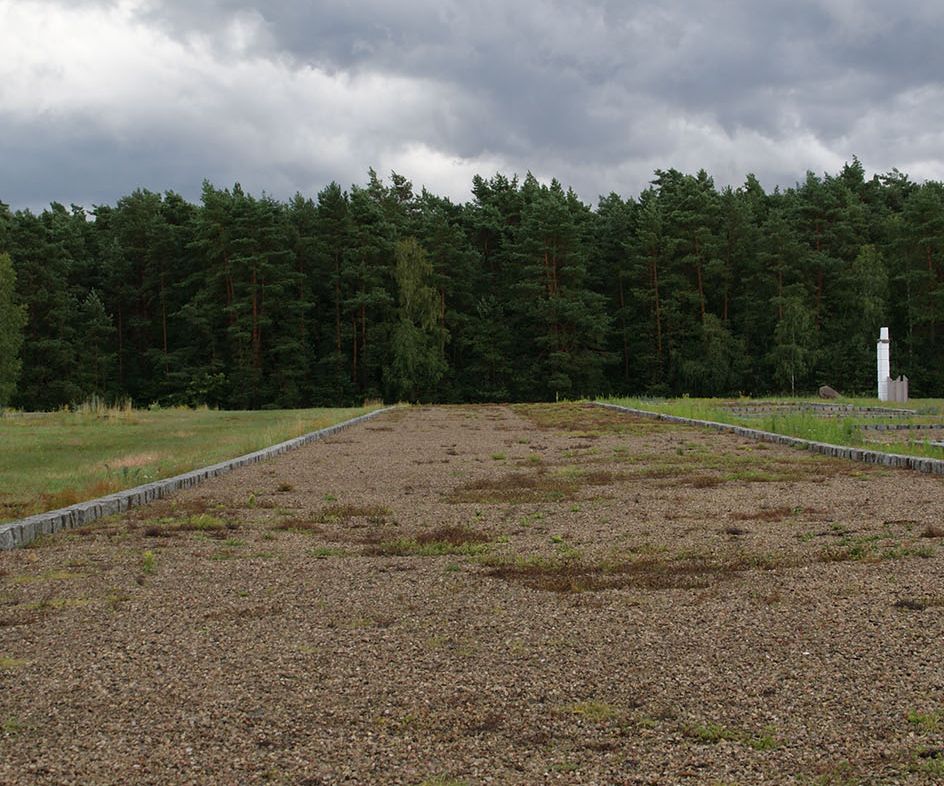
[3,0,944,210]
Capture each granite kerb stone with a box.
[594,402,944,476]
[858,423,944,431]
[0,407,393,550]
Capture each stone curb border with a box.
[593,402,944,476]
[0,407,394,550]
[857,423,944,431]
[725,403,916,415]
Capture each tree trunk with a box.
[650,254,663,370]
[351,314,358,385]
[251,266,261,370]
[618,275,629,382]
[334,256,342,353]
[117,307,124,385]
[694,236,706,321]
[160,271,168,357]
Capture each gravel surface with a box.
[2,403,944,785]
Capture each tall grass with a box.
[605,396,944,461]
[0,404,382,523]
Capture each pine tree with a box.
[626,188,668,392]
[312,183,356,404]
[75,289,117,399]
[344,182,396,398]
[8,208,82,409]
[0,252,26,407]
[511,179,610,399]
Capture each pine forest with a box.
[1,159,942,410]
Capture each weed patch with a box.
[561,701,620,722]
[518,403,661,436]
[894,596,944,611]
[318,503,391,524]
[908,709,944,733]
[2,717,25,735]
[11,570,86,585]
[447,471,581,504]
[271,518,323,534]
[484,551,765,593]
[142,513,234,538]
[911,748,944,776]
[820,537,933,563]
[684,721,780,750]
[366,526,490,557]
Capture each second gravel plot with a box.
[2,403,944,785]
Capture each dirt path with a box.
[2,403,944,785]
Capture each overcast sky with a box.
[3,0,944,211]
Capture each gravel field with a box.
[2,403,944,785]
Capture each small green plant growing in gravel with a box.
[908,709,944,733]
[550,761,580,773]
[143,513,230,537]
[745,729,780,751]
[491,452,506,461]
[684,721,779,750]
[141,550,156,574]
[276,482,294,492]
[247,492,257,508]
[911,748,944,775]
[2,717,25,735]
[370,537,488,557]
[687,722,739,744]
[564,700,619,722]
[894,596,944,611]
[0,656,29,670]
[323,493,337,502]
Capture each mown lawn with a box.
[0,405,379,523]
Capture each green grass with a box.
[0,404,381,523]
[368,538,490,557]
[1,717,25,734]
[684,721,780,750]
[605,396,944,461]
[562,700,620,722]
[907,709,944,733]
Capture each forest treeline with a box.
[0,159,942,410]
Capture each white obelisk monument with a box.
[877,327,890,401]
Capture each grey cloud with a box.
[4,0,944,210]
[150,0,944,152]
